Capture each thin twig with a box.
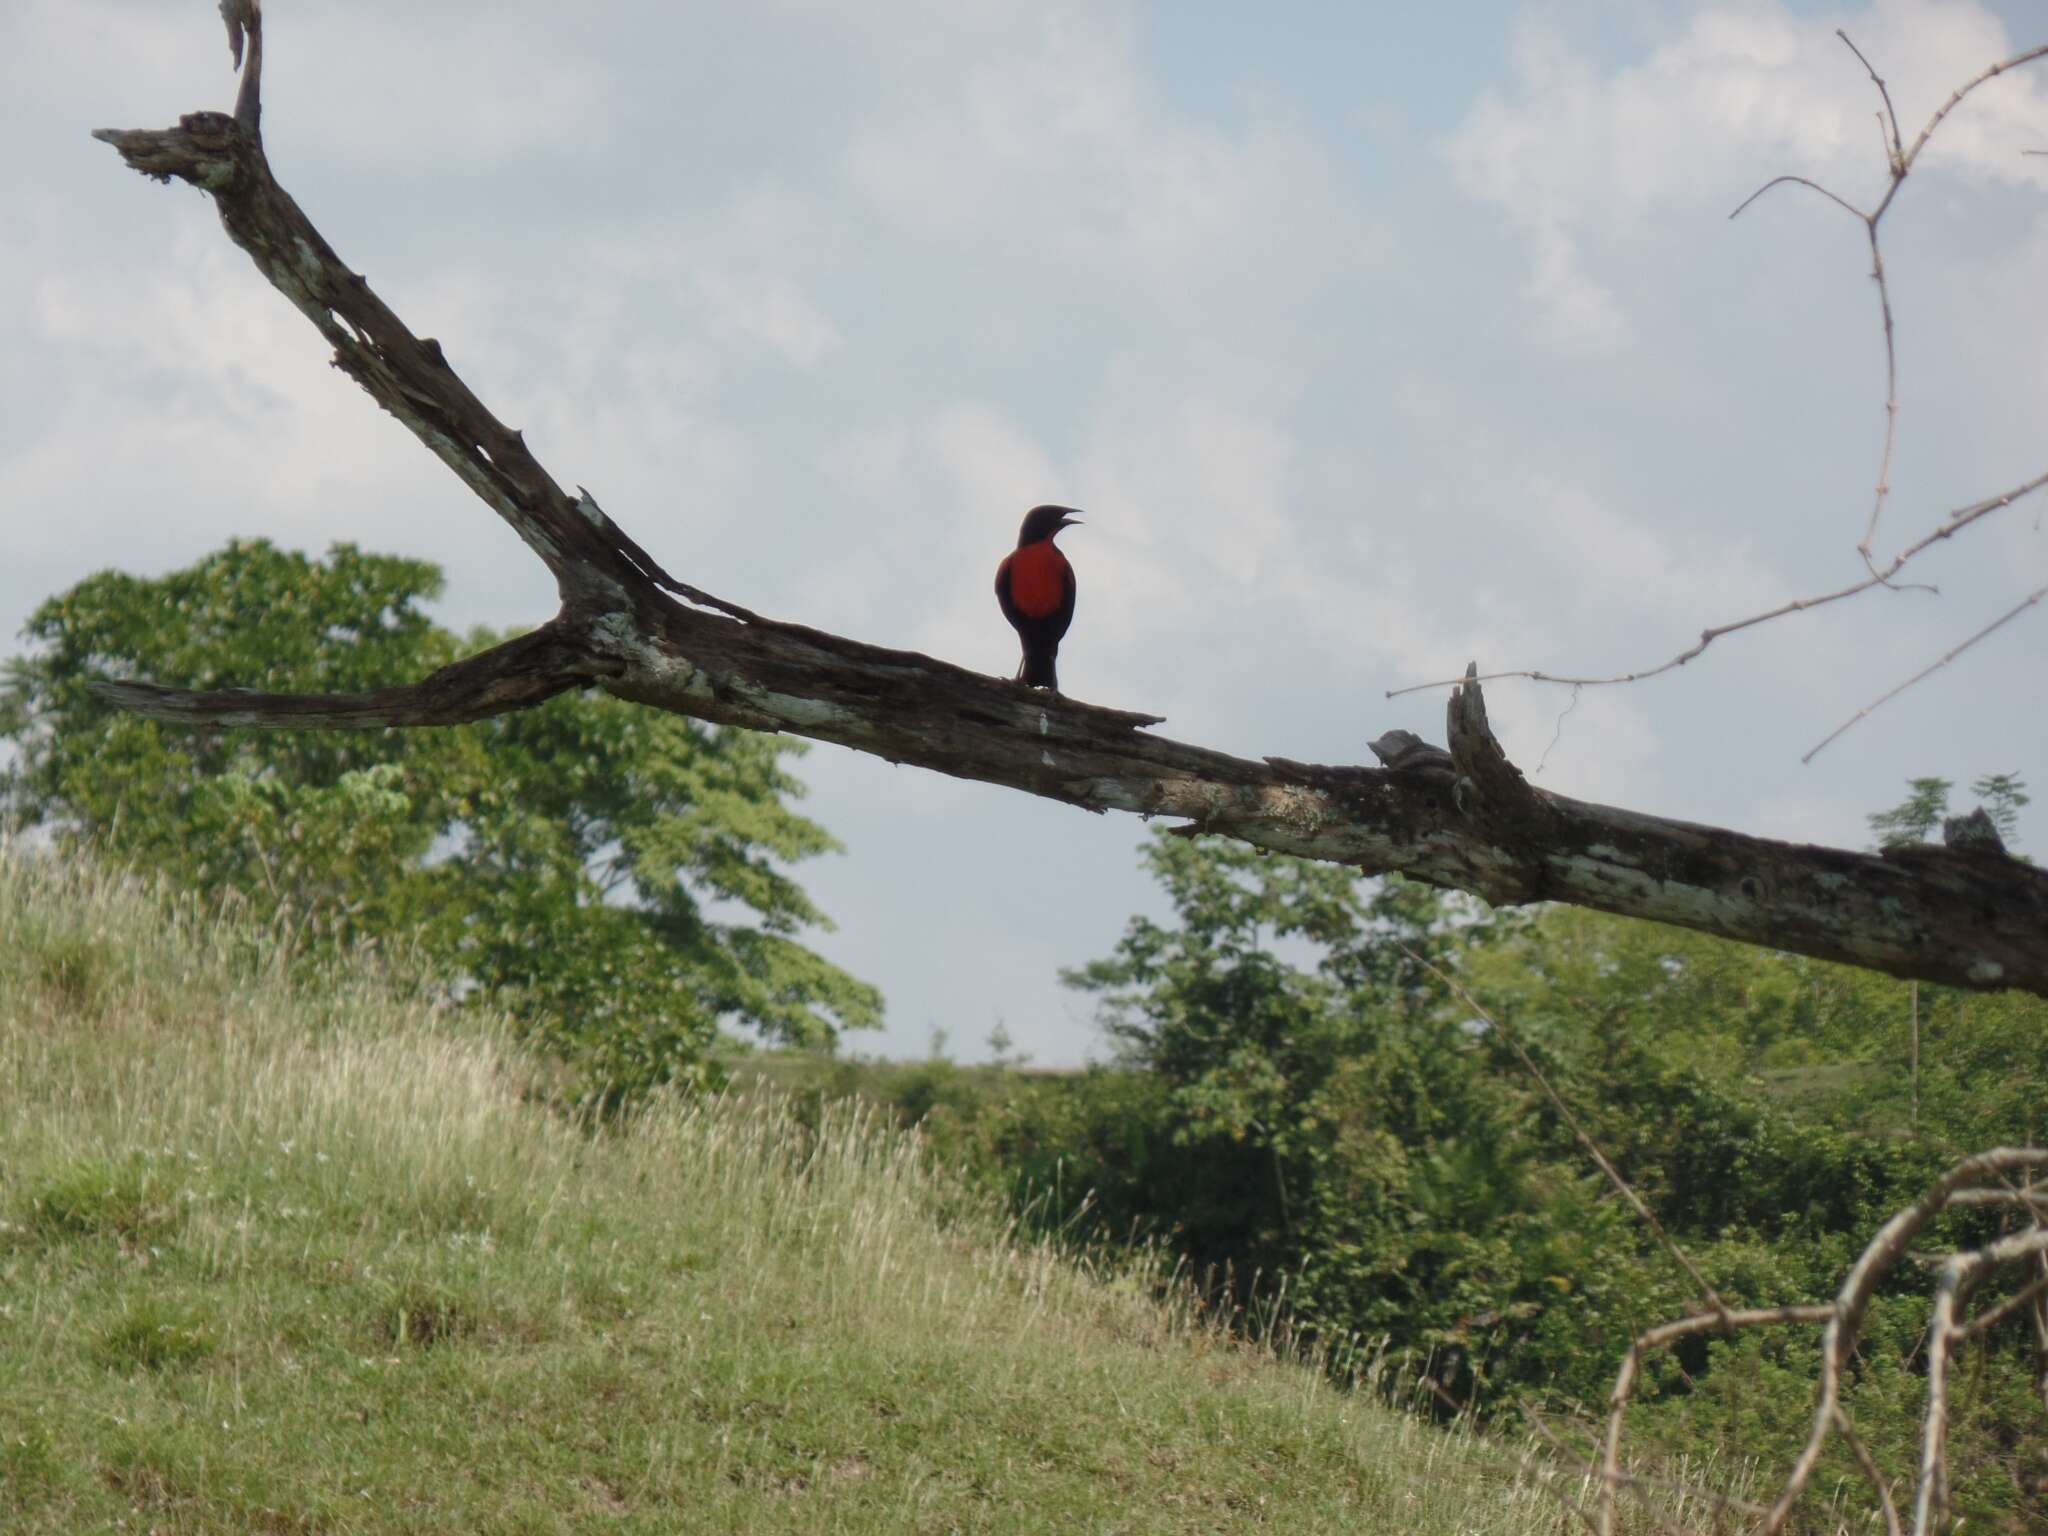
[1881,43,2048,221]
[1587,1150,2048,1536]
[1949,1186,2048,1209]
[1859,214,1901,577]
[1596,1306,1835,1536]
[1802,583,2048,762]
[1956,1268,2048,1342]
[1726,174,1867,222]
[2032,1247,2048,1417]
[1390,40,2048,708]
[1533,683,1580,776]
[1910,1230,2048,1534]
[1831,1402,1903,1536]
[1386,468,2048,699]
[1837,29,1905,170]
[1398,946,1730,1320]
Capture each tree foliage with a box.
[0,540,880,1101]
[1868,773,2031,849]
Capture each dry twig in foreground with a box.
[1594,1149,2048,1536]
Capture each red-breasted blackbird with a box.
[994,505,1081,691]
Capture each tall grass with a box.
[0,839,1666,1533]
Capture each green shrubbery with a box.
[782,833,2046,1531]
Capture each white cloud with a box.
[1443,1,2048,349]
[841,5,1378,343]
[281,8,614,168]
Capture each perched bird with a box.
[994,505,1081,691]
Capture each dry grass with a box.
[0,839,1677,1533]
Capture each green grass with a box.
[0,841,1676,1534]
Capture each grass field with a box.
[0,842,1689,1533]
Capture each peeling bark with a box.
[86,18,2048,1000]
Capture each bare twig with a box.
[1386,467,2048,700]
[1764,1150,2048,1534]
[1836,29,1905,171]
[2033,1248,2048,1416]
[1390,39,2048,711]
[1883,43,2048,218]
[1802,582,2048,762]
[1584,1150,2048,1536]
[1726,172,1867,222]
[1915,1226,2048,1536]
[1955,1267,2048,1343]
[1832,1401,1904,1536]
[1950,1186,2048,1209]
[1532,683,1580,776]
[1596,1306,1836,1536]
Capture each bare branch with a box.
[1882,43,2048,219]
[1955,1267,2048,1343]
[88,112,656,614]
[1591,1152,2048,1536]
[1727,173,1868,223]
[1386,466,2048,699]
[86,624,609,729]
[1802,582,2048,762]
[1397,40,2048,711]
[1763,1149,2048,1534]
[218,0,262,132]
[1597,1306,1836,1536]
[1951,1187,2048,1210]
[2034,1249,2048,1417]
[1838,29,1905,170]
[1832,1402,1903,1536]
[1915,1226,2048,1536]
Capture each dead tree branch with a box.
[1595,1149,2048,1536]
[85,12,2048,1000]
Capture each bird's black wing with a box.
[994,553,1025,633]
[1050,558,1076,643]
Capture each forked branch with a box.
[1597,1149,2048,1536]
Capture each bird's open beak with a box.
[1060,514,1083,529]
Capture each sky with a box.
[3,0,2044,1065]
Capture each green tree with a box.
[1867,776,1953,848]
[1867,772,2028,850]
[1062,834,1582,1399]
[1969,771,2030,845]
[0,540,880,1101]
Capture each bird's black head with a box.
[1017,504,1083,547]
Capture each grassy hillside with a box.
[0,843,1666,1534]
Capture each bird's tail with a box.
[1018,650,1059,691]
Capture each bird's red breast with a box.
[1001,541,1071,618]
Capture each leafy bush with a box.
[0,540,880,1104]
